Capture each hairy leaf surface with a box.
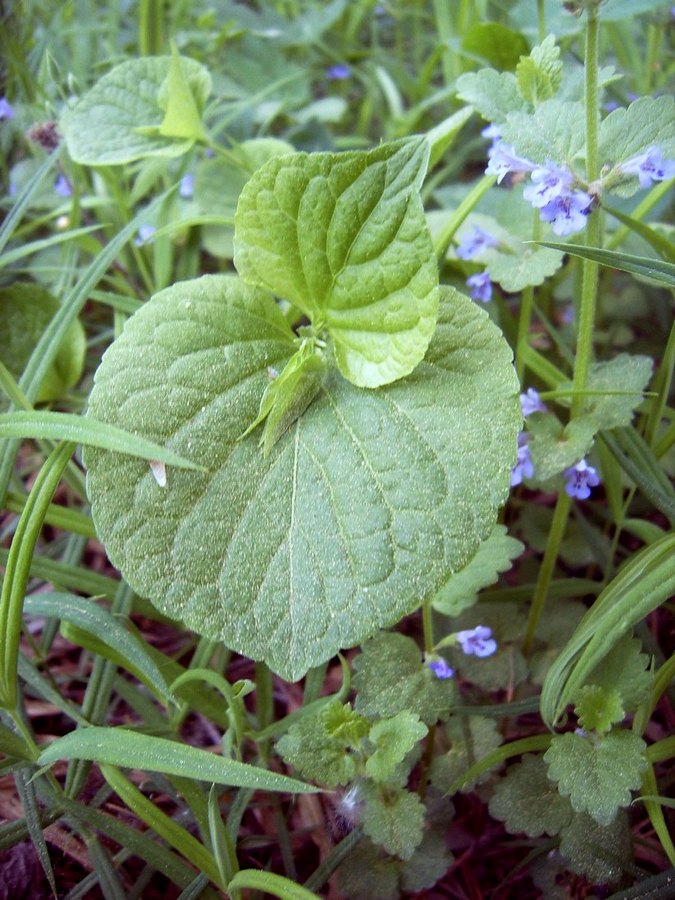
[234,138,439,387]
[85,275,519,681]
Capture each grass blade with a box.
[38,727,319,794]
[0,410,204,470]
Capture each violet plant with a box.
[0,1,674,896]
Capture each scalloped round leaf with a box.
[84,276,519,682]
[61,55,211,165]
[234,138,439,387]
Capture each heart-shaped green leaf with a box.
[85,275,519,681]
[61,55,211,165]
[233,138,439,388]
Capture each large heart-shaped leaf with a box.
[85,275,519,681]
[233,138,439,388]
[61,55,211,165]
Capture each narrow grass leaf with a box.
[14,769,58,897]
[227,870,320,900]
[208,785,239,886]
[603,204,675,262]
[0,442,74,709]
[535,241,675,288]
[99,764,222,888]
[0,149,61,259]
[23,593,172,703]
[0,411,203,470]
[61,800,197,889]
[541,532,675,728]
[38,727,318,794]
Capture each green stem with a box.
[523,491,571,655]
[433,175,496,260]
[516,212,542,381]
[421,599,434,654]
[524,6,602,652]
[537,0,546,42]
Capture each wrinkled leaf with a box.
[84,276,519,681]
[365,712,427,783]
[353,633,457,726]
[234,138,439,387]
[0,283,85,405]
[433,525,523,616]
[362,785,425,860]
[61,55,211,165]
[544,730,647,826]
[488,754,573,837]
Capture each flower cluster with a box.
[486,140,593,236]
[484,127,675,238]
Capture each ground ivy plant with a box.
[84,130,521,681]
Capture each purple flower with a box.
[456,225,498,260]
[0,97,15,120]
[485,141,535,184]
[134,224,156,246]
[520,388,547,417]
[523,161,574,209]
[619,146,675,190]
[428,658,455,680]
[563,458,600,500]
[179,173,195,199]
[326,63,352,81]
[54,174,72,197]
[466,269,493,303]
[456,626,497,658]
[539,188,593,236]
[511,432,534,486]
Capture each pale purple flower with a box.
[563,458,600,500]
[520,388,547,417]
[523,161,574,208]
[326,64,352,81]
[428,658,455,680]
[485,141,535,184]
[134,224,156,246]
[466,269,493,303]
[456,626,497,658]
[179,173,194,198]
[619,146,675,189]
[54,174,72,197]
[0,97,15,120]
[539,188,593,236]
[511,432,534,486]
[456,226,498,260]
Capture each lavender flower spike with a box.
[620,146,675,189]
[539,188,593,236]
[520,388,547,417]
[466,270,493,303]
[511,432,534,486]
[485,140,535,184]
[563,458,600,500]
[456,626,497,658]
[456,225,498,260]
[428,658,455,680]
